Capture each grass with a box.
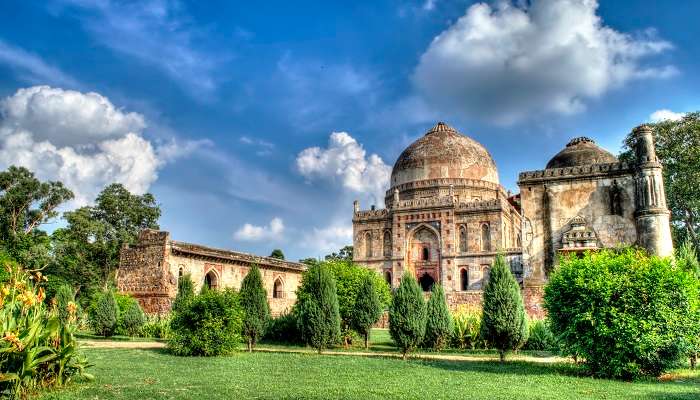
[35,330,700,400]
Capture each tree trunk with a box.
[403,349,408,360]
[344,336,349,349]
[499,350,505,363]
[691,353,697,369]
[364,332,369,350]
[318,346,322,355]
[247,339,252,352]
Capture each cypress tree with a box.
[240,265,271,351]
[389,273,426,360]
[172,273,195,313]
[55,284,75,326]
[352,274,383,349]
[297,264,341,353]
[480,254,528,362]
[424,284,453,351]
[91,290,118,336]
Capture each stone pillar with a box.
[633,125,673,257]
[353,200,360,213]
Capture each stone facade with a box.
[353,122,673,317]
[117,229,306,315]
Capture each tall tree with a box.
[0,166,73,267]
[50,183,160,292]
[240,265,270,351]
[172,273,195,313]
[621,113,700,248]
[389,273,426,360]
[269,249,285,260]
[480,254,528,362]
[325,245,354,261]
[424,284,453,351]
[351,274,383,349]
[296,263,341,353]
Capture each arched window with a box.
[365,232,373,258]
[384,270,392,286]
[459,225,468,253]
[273,278,284,299]
[460,268,468,291]
[419,273,435,292]
[383,231,392,258]
[516,233,522,247]
[178,266,184,279]
[422,247,430,261]
[204,270,218,290]
[481,224,491,252]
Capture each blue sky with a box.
[0,0,698,261]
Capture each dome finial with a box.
[426,121,455,135]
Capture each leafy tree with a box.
[50,183,160,293]
[295,263,341,353]
[424,284,453,351]
[0,166,73,267]
[621,114,700,248]
[325,245,354,261]
[172,273,195,313]
[90,290,119,337]
[240,265,270,351]
[480,254,528,362]
[269,249,285,260]
[389,273,426,360]
[55,284,76,326]
[299,258,318,266]
[676,240,700,368]
[545,248,700,379]
[351,274,383,349]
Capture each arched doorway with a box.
[204,270,218,290]
[408,224,440,292]
[273,277,284,299]
[419,273,435,292]
[460,268,469,291]
[384,270,392,286]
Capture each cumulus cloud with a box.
[0,86,197,206]
[234,217,285,242]
[649,109,685,122]
[299,224,353,256]
[296,132,391,205]
[413,0,677,124]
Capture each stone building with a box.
[117,229,306,315]
[352,122,673,317]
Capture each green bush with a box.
[351,274,383,349]
[140,314,171,339]
[240,265,270,351]
[389,273,426,359]
[263,313,301,344]
[296,263,341,352]
[172,273,195,314]
[89,290,119,337]
[523,319,557,351]
[451,305,483,350]
[55,283,76,326]
[480,253,528,362]
[676,240,700,369]
[120,301,146,337]
[424,284,453,351]
[544,248,700,379]
[168,288,243,356]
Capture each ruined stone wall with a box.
[117,230,173,314]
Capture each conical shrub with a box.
[351,274,383,349]
[296,263,341,353]
[389,273,426,359]
[424,284,453,351]
[240,265,270,351]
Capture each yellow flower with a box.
[2,332,23,351]
[37,287,46,302]
[1,286,8,296]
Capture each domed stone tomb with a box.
[546,137,617,169]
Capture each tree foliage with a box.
[269,249,285,260]
[89,290,119,337]
[351,274,383,349]
[324,245,354,261]
[240,265,270,351]
[480,254,528,362]
[172,273,195,314]
[545,248,700,379]
[295,263,341,352]
[423,284,453,351]
[621,113,700,248]
[676,241,700,368]
[389,273,426,360]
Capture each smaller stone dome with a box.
[546,137,617,169]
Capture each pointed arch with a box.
[365,231,373,258]
[383,230,392,258]
[460,268,469,291]
[384,270,392,286]
[481,223,491,252]
[273,276,285,299]
[459,225,468,253]
[204,269,219,290]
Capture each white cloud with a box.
[53,0,220,98]
[234,217,285,242]
[239,135,275,156]
[649,109,685,122]
[296,132,391,205]
[0,86,196,206]
[413,0,677,124]
[423,0,437,11]
[0,40,78,88]
[299,223,353,256]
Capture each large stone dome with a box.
[546,137,617,169]
[390,122,499,189]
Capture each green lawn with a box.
[37,346,699,400]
